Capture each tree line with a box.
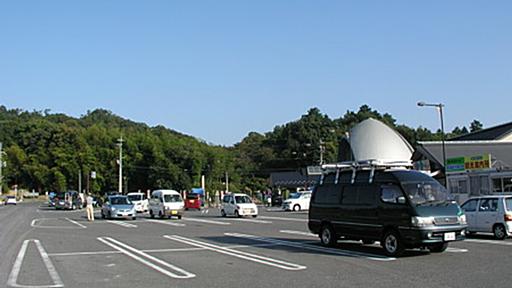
[0,105,482,195]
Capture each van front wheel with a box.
[320,225,337,247]
[382,230,404,257]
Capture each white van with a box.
[461,195,512,239]
[149,190,185,219]
[127,192,149,213]
[221,193,258,218]
[282,191,312,211]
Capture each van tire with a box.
[150,209,155,219]
[159,210,164,219]
[320,225,337,247]
[178,215,182,220]
[235,210,241,218]
[382,230,404,257]
[293,204,301,211]
[493,224,507,240]
[428,242,448,253]
[221,209,226,217]
[101,212,105,219]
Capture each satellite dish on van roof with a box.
[348,118,414,162]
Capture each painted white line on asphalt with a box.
[164,235,306,271]
[223,218,273,224]
[446,247,468,253]
[464,239,512,246]
[143,219,186,227]
[64,218,87,229]
[225,233,395,262]
[280,230,318,238]
[106,220,138,228]
[7,239,64,288]
[259,216,308,222]
[183,218,231,225]
[48,251,122,257]
[97,237,195,279]
[30,218,83,230]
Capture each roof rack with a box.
[320,159,413,185]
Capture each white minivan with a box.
[461,195,512,239]
[221,193,258,218]
[127,192,148,213]
[282,191,312,211]
[149,190,185,219]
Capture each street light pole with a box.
[417,101,448,187]
[117,137,124,194]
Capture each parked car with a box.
[148,190,185,219]
[272,195,283,207]
[461,195,512,240]
[185,193,202,210]
[282,191,312,211]
[221,193,258,218]
[127,192,149,213]
[54,191,82,210]
[101,195,136,220]
[309,169,467,257]
[4,195,17,205]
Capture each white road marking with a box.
[464,239,512,246]
[280,230,318,238]
[97,237,195,279]
[224,233,396,262]
[164,235,306,271]
[64,218,87,229]
[446,247,468,253]
[223,218,272,224]
[259,216,308,222]
[30,218,83,229]
[7,239,64,288]
[106,220,138,228]
[183,218,231,225]
[143,219,186,227]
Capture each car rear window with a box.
[505,198,512,211]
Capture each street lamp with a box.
[417,101,448,187]
[117,137,124,193]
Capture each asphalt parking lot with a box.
[1,202,511,288]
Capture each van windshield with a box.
[128,194,143,201]
[289,193,301,199]
[402,181,451,205]
[164,194,182,203]
[235,195,253,204]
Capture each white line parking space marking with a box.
[164,235,306,271]
[446,247,468,253]
[222,218,273,224]
[106,220,138,228]
[64,218,86,229]
[143,219,186,227]
[97,237,195,279]
[464,239,512,246]
[30,218,84,230]
[7,239,64,288]
[183,218,231,225]
[224,233,396,262]
[280,230,318,238]
[259,216,308,222]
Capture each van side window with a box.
[479,198,498,212]
[342,186,358,205]
[313,184,341,204]
[358,186,377,205]
[380,185,404,204]
[461,199,478,212]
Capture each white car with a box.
[149,190,185,219]
[282,191,312,211]
[127,192,149,213]
[221,193,258,218]
[4,196,17,205]
[461,195,512,239]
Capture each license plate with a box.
[171,210,178,215]
[444,232,456,241]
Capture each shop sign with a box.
[447,154,491,173]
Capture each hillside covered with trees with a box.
[0,105,482,195]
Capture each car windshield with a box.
[505,198,512,211]
[289,193,301,199]
[187,194,199,200]
[235,195,253,204]
[110,197,131,205]
[402,181,451,205]
[128,195,143,201]
[164,194,182,202]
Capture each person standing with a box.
[86,194,95,221]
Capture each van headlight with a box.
[411,216,435,227]
[458,214,467,225]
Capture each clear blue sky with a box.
[1,1,510,145]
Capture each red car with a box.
[185,193,201,210]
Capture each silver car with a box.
[101,195,136,220]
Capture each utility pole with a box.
[117,137,124,194]
[319,140,325,165]
[225,171,229,193]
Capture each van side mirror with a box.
[397,196,406,204]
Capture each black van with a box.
[308,169,467,256]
